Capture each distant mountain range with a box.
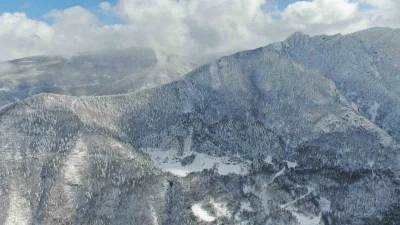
[0,47,196,107]
[0,28,399,225]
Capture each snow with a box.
[350,102,359,111]
[62,139,87,185]
[290,210,321,225]
[285,160,298,169]
[368,101,380,123]
[242,185,253,194]
[149,204,159,225]
[240,201,253,212]
[267,168,285,185]
[280,186,314,209]
[143,148,249,177]
[5,183,31,225]
[264,157,297,169]
[0,87,10,92]
[0,29,398,224]
[264,155,273,164]
[279,189,330,225]
[211,200,230,217]
[367,160,375,167]
[191,204,216,222]
[279,186,322,225]
[217,163,248,175]
[319,198,331,212]
[313,114,342,134]
[191,200,230,222]
[183,128,193,152]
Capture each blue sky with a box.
[0,0,297,23]
[275,0,297,9]
[0,0,118,22]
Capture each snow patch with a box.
[368,101,380,123]
[268,168,285,185]
[281,186,315,209]
[240,201,253,212]
[217,163,248,176]
[290,210,321,225]
[319,198,331,212]
[285,160,298,169]
[279,189,329,225]
[143,148,249,177]
[191,204,216,222]
[5,183,31,225]
[211,200,230,217]
[0,87,11,92]
[149,204,159,225]
[367,160,375,167]
[264,155,273,164]
[62,139,87,185]
[243,185,253,195]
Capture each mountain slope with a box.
[0,47,196,107]
[352,27,400,65]
[273,31,400,141]
[0,36,399,224]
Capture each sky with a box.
[0,0,119,23]
[0,0,399,62]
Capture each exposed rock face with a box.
[0,29,399,224]
[0,47,196,107]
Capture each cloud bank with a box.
[0,0,399,62]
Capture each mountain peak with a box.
[286,31,310,41]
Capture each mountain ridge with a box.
[0,47,196,107]
[0,28,399,224]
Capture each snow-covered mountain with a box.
[273,31,400,141]
[352,27,400,65]
[0,47,196,107]
[0,29,399,225]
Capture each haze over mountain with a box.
[0,28,399,225]
[0,47,196,107]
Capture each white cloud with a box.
[283,0,358,24]
[99,2,112,11]
[280,0,369,35]
[0,0,399,62]
[43,6,111,56]
[356,0,400,28]
[0,12,53,61]
[356,0,394,8]
[109,0,273,54]
[46,6,99,27]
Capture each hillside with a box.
[0,29,399,224]
[352,27,400,65]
